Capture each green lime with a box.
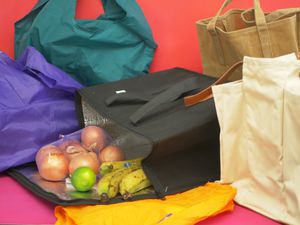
[71,167,96,192]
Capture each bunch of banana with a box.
[130,187,154,196]
[97,166,139,202]
[119,168,151,200]
[97,158,152,202]
[99,157,144,175]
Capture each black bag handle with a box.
[129,77,201,124]
[105,91,152,106]
[105,85,171,106]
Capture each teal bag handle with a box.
[14,0,50,58]
[101,0,126,18]
[100,0,157,47]
[15,0,157,86]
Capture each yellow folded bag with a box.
[55,183,236,225]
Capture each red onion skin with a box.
[36,146,69,181]
[81,126,106,153]
[36,145,61,164]
[61,142,88,160]
[88,151,98,161]
[98,145,125,163]
[58,140,81,151]
[68,152,100,175]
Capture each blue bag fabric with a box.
[0,47,83,172]
[15,0,157,86]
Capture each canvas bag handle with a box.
[242,8,300,24]
[207,0,273,65]
[184,52,300,107]
[184,60,243,107]
[185,52,300,107]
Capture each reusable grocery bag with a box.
[212,53,300,225]
[7,67,240,206]
[283,87,300,225]
[211,80,247,184]
[197,0,300,80]
[7,66,242,206]
[0,46,82,172]
[15,0,157,86]
[75,68,221,199]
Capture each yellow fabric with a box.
[55,183,236,225]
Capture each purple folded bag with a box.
[0,46,83,172]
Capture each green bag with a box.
[15,0,157,86]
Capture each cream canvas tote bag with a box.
[212,80,248,184]
[282,66,300,225]
[212,53,300,224]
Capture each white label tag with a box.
[115,90,126,94]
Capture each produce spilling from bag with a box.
[35,125,153,202]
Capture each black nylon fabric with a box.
[129,77,202,124]
[76,68,220,197]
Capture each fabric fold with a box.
[55,183,236,225]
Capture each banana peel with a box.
[97,167,140,202]
[119,168,151,200]
[99,157,144,175]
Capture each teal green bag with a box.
[15,0,157,86]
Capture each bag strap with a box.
[206,0,231,65]
[253,0,273,57]
[242,8,300,23]
[119,61,243,124]
[25,0,49,15]
[207,0,273,65]
[105,92,152,106]
[129,77,203,124]
[184,61,243,107]
[184,52,300,107]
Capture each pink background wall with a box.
[0,0,299,74]
[0,0,298,224]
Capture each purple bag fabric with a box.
[0,47,83,172]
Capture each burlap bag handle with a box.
[242,8,300,24]
[207,0,273,65]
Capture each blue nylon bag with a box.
[15,0,157,86]
[0,47,83,172]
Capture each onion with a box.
[88,151,98,161]
[35,145,69,181]
[59,139,80,151]
[69,152,100,175]
[36,145,61,164]
[98,145,125,163]
[81,126,107,153]
[59,140,88,160]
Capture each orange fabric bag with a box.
[55,183,236,225]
